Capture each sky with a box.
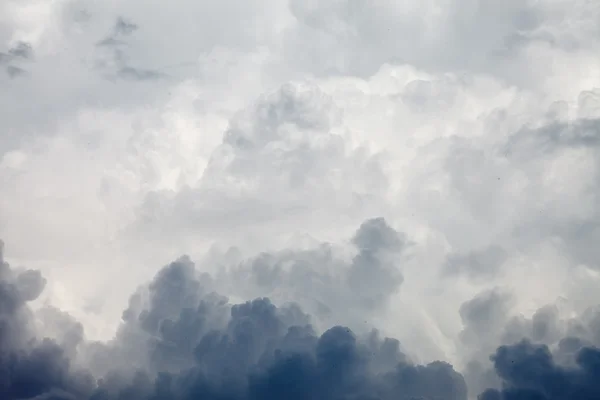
[2,0,600,399]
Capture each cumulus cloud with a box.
[3,0,600,398]
[4,235,600,399]
[480,340,600,399]
[209,217,407,332]
[0,239,472,400]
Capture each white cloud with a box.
[2,1,600,397]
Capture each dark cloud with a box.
[3,1,600,398]
[6,222,600,399]
[0,240,95,399]
[479,340,600,400]
[458,288,600,398]
[0,240,44,347]
[458,292,595,395]
[0,234,468,400]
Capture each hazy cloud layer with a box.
[3,0,600,399]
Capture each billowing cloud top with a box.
[2,0,600,399]
[1,237,469,400]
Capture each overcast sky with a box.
[2,1,600,399]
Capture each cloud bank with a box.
[4,233,600,399]
[3,0,600,399]
[1,237,470,400]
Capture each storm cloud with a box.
[3,1,600,399]
[5,232,600,399]
[0,236,473,400]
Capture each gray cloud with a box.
[8,41,33,60]
[3,1,600,399]
[443,246,508,281]
[5,65,26,78]
[480,339,600,399]
[212,218,407,331]
[0,41,32,79]
[0,238,471,400]
[0,41,33,64]
[457,292,600,397]
[95,18,164,82]
[4,234,600,399]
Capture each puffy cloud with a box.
[0,239,470,400]
[210,217,407,332]
[458,292,600,397]
[3,0,600,398]
[5,237,600,399]
[0,241,95,399]
[480,340,600,400]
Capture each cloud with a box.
[457,292,600,397]
[0,239,471,400]
[480,340,600,400]
[3,0,600,398]
[4,235,600,399]
[210,217,407,332]
[0,241,95,399]
[0,41,33,64]
[94,17,165,82]
[443,246,508,281]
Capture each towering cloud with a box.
[215,217,407,331]
[0,236,471,400]
[4,232,600,399]
[3,1,600,399]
